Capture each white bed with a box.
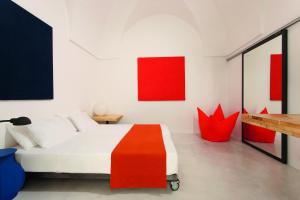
[15,124,178,176]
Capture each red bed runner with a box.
[110,124,166,189]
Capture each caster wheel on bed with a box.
[170,180,180,191]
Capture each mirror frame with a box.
[242,29,288,164]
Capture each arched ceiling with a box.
[65,0,231,59]
[65,0,300,59]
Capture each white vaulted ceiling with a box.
[65,0,230,58]
[65,0,300,59]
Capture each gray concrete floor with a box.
[16,134,300,200]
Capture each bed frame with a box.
[26,172,180,191]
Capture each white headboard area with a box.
[0,123,17,148]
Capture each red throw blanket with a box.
[110,124,166,189]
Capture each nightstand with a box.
[92,114,123,124]
[0,148,25,200]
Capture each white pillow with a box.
[55,114,77,132]
[69,112,98,132]
[0,123,17,148]
[55,114,78,132]
[6,124,37,150]
[27,117,77,148]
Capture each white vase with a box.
[93,104,108,115]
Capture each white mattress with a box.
[15,124,178,175]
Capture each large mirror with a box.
[242,30,288,163]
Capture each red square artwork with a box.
[138,56,185,101]
[270,54,282,101]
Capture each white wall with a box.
[287,22,300,170]
[65,0,230,58]
[227,22,300,170]
[226,56,242,139]
[244,35,282,114]
[0,0,98,120]
[223,0,300,170]
[2,1,299,161]
[93,14,229,134]
[0,1,231,138]
[222,0,300,54]
[63,0,300,58]
[215,0,263,53]
[63,0,300,136]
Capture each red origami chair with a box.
[197,104,239,142]
[243,107,276,143]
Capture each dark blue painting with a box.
[0,0,53,100]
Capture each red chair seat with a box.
[197,104,239,142]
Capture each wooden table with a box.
[92,114,123,124]
[242,114,300,138]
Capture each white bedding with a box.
[15,124,178,175]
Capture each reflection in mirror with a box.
[243,33,286,160]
